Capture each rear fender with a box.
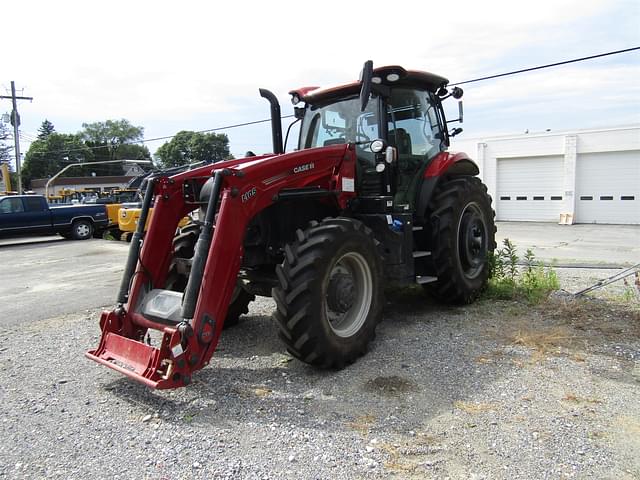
[416,151,480,219]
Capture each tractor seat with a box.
[388,128,412,155]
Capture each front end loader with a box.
[87,62,496,389]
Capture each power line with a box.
[141,116,295,144]
[450,46,640,86]
[116,46,640,147]
[28,116,296,157]
[18,46,639,157]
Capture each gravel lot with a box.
[1,261,638,479]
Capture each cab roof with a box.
[289,65,449,105]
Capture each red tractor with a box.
[87,62,496,389]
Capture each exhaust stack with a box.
[259,88,284,155]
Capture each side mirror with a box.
[450,127,463,137]
[446,101,464,124]
[359,60,374,112]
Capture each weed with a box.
[475,350,504,364]
[512,325,570,350]
[562,393,603,404]
[620,275,640,303]
[182,413,195,423]
[485,239,559,304]
[346,414,376,436]
[252,387,272,397]
[102,230,117,241]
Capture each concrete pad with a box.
[496,222,640,267]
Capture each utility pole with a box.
[1,82,33,193]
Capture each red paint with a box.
[423,151,473,178]
[87,145,355,389]
[288,86,320,98]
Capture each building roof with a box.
[30,176,137,188]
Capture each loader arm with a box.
[87,144,356,389]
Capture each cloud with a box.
[3,0,636,155]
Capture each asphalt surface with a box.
[1,222,638,327]
[0,237,129,327]
[496,222,640,267]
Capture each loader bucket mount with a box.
[86,167,241,389]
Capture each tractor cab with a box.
[292,64,464,212]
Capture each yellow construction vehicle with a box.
[118,203,190,241]
[1,163,16,195]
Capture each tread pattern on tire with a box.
[424,176,497,304]
[272,217,383,369]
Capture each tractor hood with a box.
[186,144,352,209]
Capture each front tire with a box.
[165,222,254,328]
[71,219,93,240]
[422,176,496,304]
[272,218,383,368]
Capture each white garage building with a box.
[451,125,640,225]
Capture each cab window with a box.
[0,197,25,214]
[24,197,45,212]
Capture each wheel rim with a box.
[324,251,373,338]
[76,223,90,238]
[457,202,488,279]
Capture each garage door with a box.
[497,156,564,222]
[576,151,640,224]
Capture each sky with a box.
[2,0,639,165]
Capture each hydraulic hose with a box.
[116,178,156,304]
[181,170,224,320]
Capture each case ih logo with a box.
[241,187,257,203]
[293,162,314,174]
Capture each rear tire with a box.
[422,176,496,304]
[272,217,383,368]
[71,219,93,240]
[165,222,254,327]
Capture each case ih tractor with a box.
[87,62,496,389]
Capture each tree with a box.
[22,133,94,188]
[80,119,146,174]
[37,119,56,140]
[154,131,232,168]
[0,122,12,164]
[116,143,152,161]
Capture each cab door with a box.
[386,88,444,208]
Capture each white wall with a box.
[451,125,640,224]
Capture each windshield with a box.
[299,96,379,150]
